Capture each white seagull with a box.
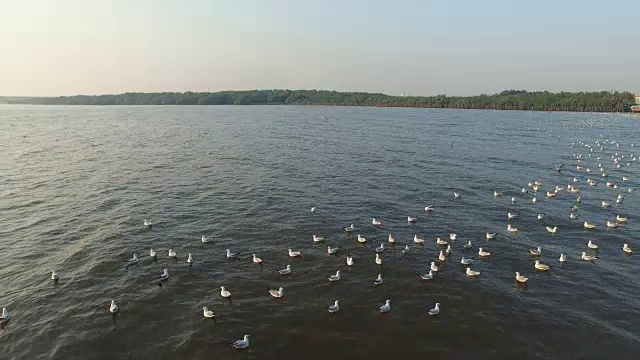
[508,212,518,220]
[328,270,341,282]
[606,221,618,228]
[388,234,396,244]
[379,300,391,313]
[187,253,193,265]
[344,224,355,232]
[109,300,118,314]
[311,207,316,213]
[143,219,152,228]
[372,218,383,226]
[623,244,632,254]
[376,243,385,253]
[581,252,597,261]
[453,192,462,199]
[269,287,284,298]
[374,274,384,285]
[277,265,292,275]
[421,270,435,280]
[461,257,473,265]
[346,255,354,267]
[252,254,262,264]
[402,245,410,254]
[546,226,557,234]
[201,235,211,243]
[537,213,545,221]
[425,205,435,212]
[428,303,440,316]
[430,262,439,272]
[160,268,169,280]
[220,286,231,298]
[328,300,340,313]
[414,235,425,244]
[583,222,596,229]
[478,248,491,257]
[313,235,325,243]
[466,267,480,276]
[507,224,518,232]
[449,233,457,241]
[616,215,628,223]
[407,216,417,223]
[587,240,598,250]
[534,260,550,271]
[438,251,446,262]
[149,248,156,258]
[529,246,542,256]
[288,249,302,257]
[375,253,383,265]
[232,335,250,349]
[436,237,448,245]
[357,234,367,243]
[486,232,497,240]
[494,191,502,197]
[559,253,567,263]
[51,270,59,283]
[515,272,529,283]
[226,249,240,258]
[202,307,215,318]
[168,249,177,258]
[327,246,339,255]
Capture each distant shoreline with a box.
[0,89,635,113]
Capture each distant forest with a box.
[1,89,635,112]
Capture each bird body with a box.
[379,300,391,313]
[328,271,341,282]
[109,300,118,313]
[535,260,550,271]
[232,335,250,349]
[428,303,440,316]
[328,300,340,313]
[288,249,302,257]
[515,272,528,283]
[466,267,480,276]
[277,265,292,275]
[269,287,284,298]
[203,307,215,318]
[478,248,491,257]
[220,286,231,298]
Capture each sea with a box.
[1,105,639,359]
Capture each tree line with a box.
[1,89,635,112]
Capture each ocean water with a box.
[0,105,638,360]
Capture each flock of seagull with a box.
[1,136,636,351]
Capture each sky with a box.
[0,0,638,96]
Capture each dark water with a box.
[1,105,639,359]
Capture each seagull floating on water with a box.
[374,274,383,285]
[616,215,628,223]
[534,260,550,271]
[446,244,452,256]
[421,270,434,280]
[288,249,301,257]
[346,255,354,266]
[226,249,240,259]
[202,307,215,318]
[357,234,367,243]
[486,232,497,240]
[277,265,292,275]
[478,248,491,257]
[587,240,598,250]
[508,212,518,220]
[494,191,502,197]
[602,201,611,208]
[559,253,567,263]
[201,235,211,243]
[160,268,169,281]
[402,245,410,254]
[438,251,446,262]
[430,262,439,272]
[388,234,396,244]
[511,196,516,204]
[311,207,316,213]
[372,218,383,226]
[313,235,325,243]
[328,270,341,282]
[327,246,339,255]
[1,308,10,325]
[379,300,391,313]
[537,213,545,221]
[109,300,118,314]
[269,287,284,298]
[584,222,596,229]
[143,219,152,228]
[407,216,417,223]
[414,235,425,244]
[232,335,250,349]
[424,205,435,212]
[532,197,537,204]
[581,252,597,261]
[529,246,542,256]
[375,254,383,265]
[51,270,59,284]
[515,272,529,283]
[436,237,448,245]
[168,249,177,258]
[570,212,578,219]
[449,233,457,241]
[507,224,518,233]
[466,267,480,276]
[344,224,355,232]
[328,300,340,313]
[453,192,462,199]
[546,226,557,234]
[376,243,385,253]
[220,286,231,298]
[149,248,157,258]
[428,303,440,316]
[461,256,473,265]
[252,254,263,264]
[187,253,193,265]
[623,244,632,254]
[606,220,618,228]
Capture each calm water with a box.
[1,105,639,359]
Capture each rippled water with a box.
[1,105,639,359]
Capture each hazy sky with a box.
[1,0,638,96]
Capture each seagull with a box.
[529,246,542,256]
[187,253,193,265]
[606,221,618,228]
[430,262,439,272]
[449,233,457,241]
[602,201,611,208]
[149,248,157,258]
[252,254,263,264]
[425,205,435,212]
[277,265,292,275]
[494,191,502,197]
[1,308,10,325]
[379,300,391,313]
[521,188,528,193]
[581,252,597,261]
[313,235,325,243]
[357,234,367,243]
[428,303,440,316]
[446,244,452,256]
[570,212,578,219]
[466,267,480,276]
[288,249,301,257]
[402,245,410,254]
[269,287,284,298]
[143,219,152,228]
[51,270,59,284]
[168,249,177,259]
[537,213,545,221]
[372,218,383,226]
[414,235,425,244]
[508,212,518,220]
[559,253,567,263]
[453,192,462,199]
[344,224,355,232]
[202,307,215,318]
[616,215,628,223]
[374,274,384,285]
[407,216,417,223]
[587,240,598,250]
[201,235,211,243]
[511,196,516,204]
[232,335,250,349]
[421,270,435,280]
[623,244,632,254]
[583,222,596,229]
[546,226,558,234]
[532,197,537,204]
[311,207,316,213]
[226,249,240,259]
[436,237,448,245]
[616,195,624,204]
[534,260,550,271]
[375,254,383,265]
[376,243,385,253]
[478,248,491,257]
[555,164,565,173]
[486,232,497,240]
[388,234,396,244]
[461,257,473,265]
[515,272,529,283]
[160,268,169,281]
[546,191,557,198]
[327,246,339,255]
[438,251,446,261]
[346,255,354,267]
[507,224,518,233]
[109,300,118,314]
[328,270,341,282]
[328,300,340,313]
[220,286,231,298]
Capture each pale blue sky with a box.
[1,0,638,96]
